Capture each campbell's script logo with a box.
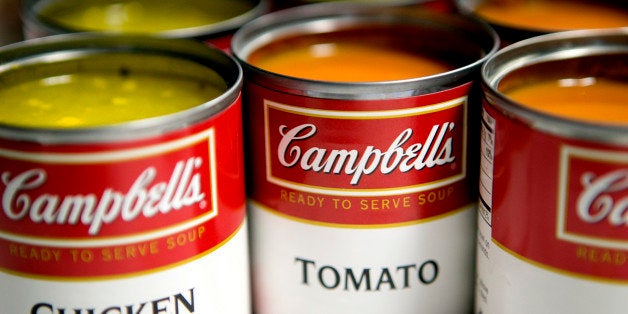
[557,145,628,250]
[264,99,467,196]
[2,157,205,236]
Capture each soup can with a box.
[232,3,498,313]
[456,0,628,45]
[477,29,628,313]
[21,0,269,51]
[0,34,250,313]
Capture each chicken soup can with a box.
[477,29,628,314]
[0,34,250,313]
[21,0,269,51]
[232,4,498,313]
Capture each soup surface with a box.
[503,77,627,125]
[248,36,452,82]
[475,0,628,31]
[37,0,257,33]
[0,69,226,128]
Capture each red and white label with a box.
[477,104,628,314]
[0,98,247,279]
[247,81,478,313]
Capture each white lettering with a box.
[1,157,206,235]
[277,123,457,185]
[577,169,628,226]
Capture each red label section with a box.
[488,102,628,281]
[0,97,246,278]
[247,82,476,225]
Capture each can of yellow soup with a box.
[21,0,269,51]
[0,34,250,313]
[232,3,498,313]
[477,29,628,314]
[456,0,628,45]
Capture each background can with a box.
[21,0,269,51]
[0,34,249,313]
[456,0,628,46]
[477,29,628,313]
[232,4,498,313]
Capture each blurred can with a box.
[232,3,498,313]
[0,34,250,313]
[456,0,628,45]
[21,0,269,51]
[477,29,628,313]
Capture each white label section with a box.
[0,223,250,314]
[476,237,628,314]
[249,201,476,314]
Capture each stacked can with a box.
[477,29,628,313]
[232,3,498,313]
[0,34,250,313]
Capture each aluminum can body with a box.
[232,4,498,313]
[477,29,628,314]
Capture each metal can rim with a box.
[481,28,628,144]
[232,2,499,100]
[0,32,243,143]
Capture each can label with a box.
[247,82,477,313]
[0,96,250,313]
[476,106,628,313]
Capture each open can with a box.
[477,29,628,313]
[456,0,628,45]
[21,0,269,51]
[232,3,498,313]
[0,34,250,313]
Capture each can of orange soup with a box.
[21,0,269,51]
[0,34,249,313]
[477,29,628,314]
[456,0,628,45]
[232,3,498,313]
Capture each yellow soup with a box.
[504,77,628,125]
[475,0,628,32]
[0,69,227,128]
[248,38,452,82]
[37,0,257,33]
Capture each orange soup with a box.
[503,77,628,125]
[475,0,628,32]
[248,37,452,82]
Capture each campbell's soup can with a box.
[477,29,628,313]
[456,0,628,46]
[0,34,250,313]
[232,3,498,313]
[21,0,269,51]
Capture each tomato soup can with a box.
[456,0,628,45]
[477,29,628,314]
[21,0,269,51]
[0,34,250,313]
[232,4,498,313]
